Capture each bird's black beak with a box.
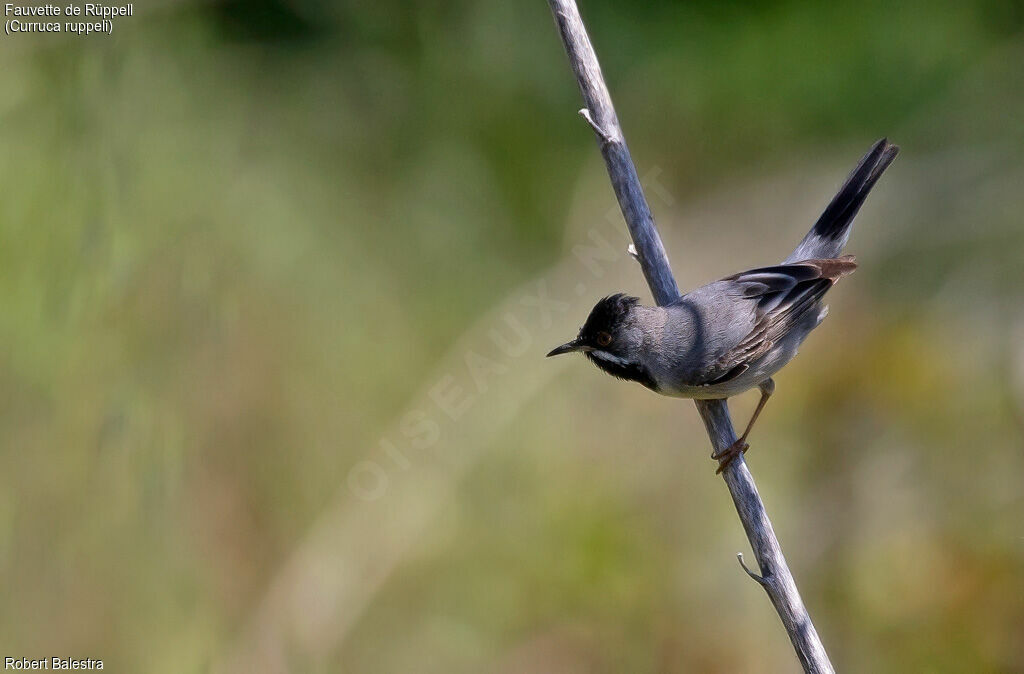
[546,339,584,357]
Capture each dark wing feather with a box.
[698,257,856,385]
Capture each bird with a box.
[546,139,899,472]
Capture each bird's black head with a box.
[546,293,657,391]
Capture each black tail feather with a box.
[813,138,897,240]
[785,139,899,262]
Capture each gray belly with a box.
[655,313,817,399]
[657,352,786,399]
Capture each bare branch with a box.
[546,2,835,672]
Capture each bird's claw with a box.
[712,439,749,474]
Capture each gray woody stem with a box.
[546,2,835,672]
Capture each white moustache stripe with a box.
[589,350,631,367]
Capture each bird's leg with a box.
[738,377,775,446]
[712,378,775,474]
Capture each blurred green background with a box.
[1,0,1023,672]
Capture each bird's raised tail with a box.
[784,138,899,263]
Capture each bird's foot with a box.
[711,439,749,474]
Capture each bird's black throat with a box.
[585,352,658,392]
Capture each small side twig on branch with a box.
[546,2,835,672]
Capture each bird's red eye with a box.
[596,331,612,347]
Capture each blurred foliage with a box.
[0,0,1022,672]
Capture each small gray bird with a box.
[547,139,898,471]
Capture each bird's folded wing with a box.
[697,257,856,385]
